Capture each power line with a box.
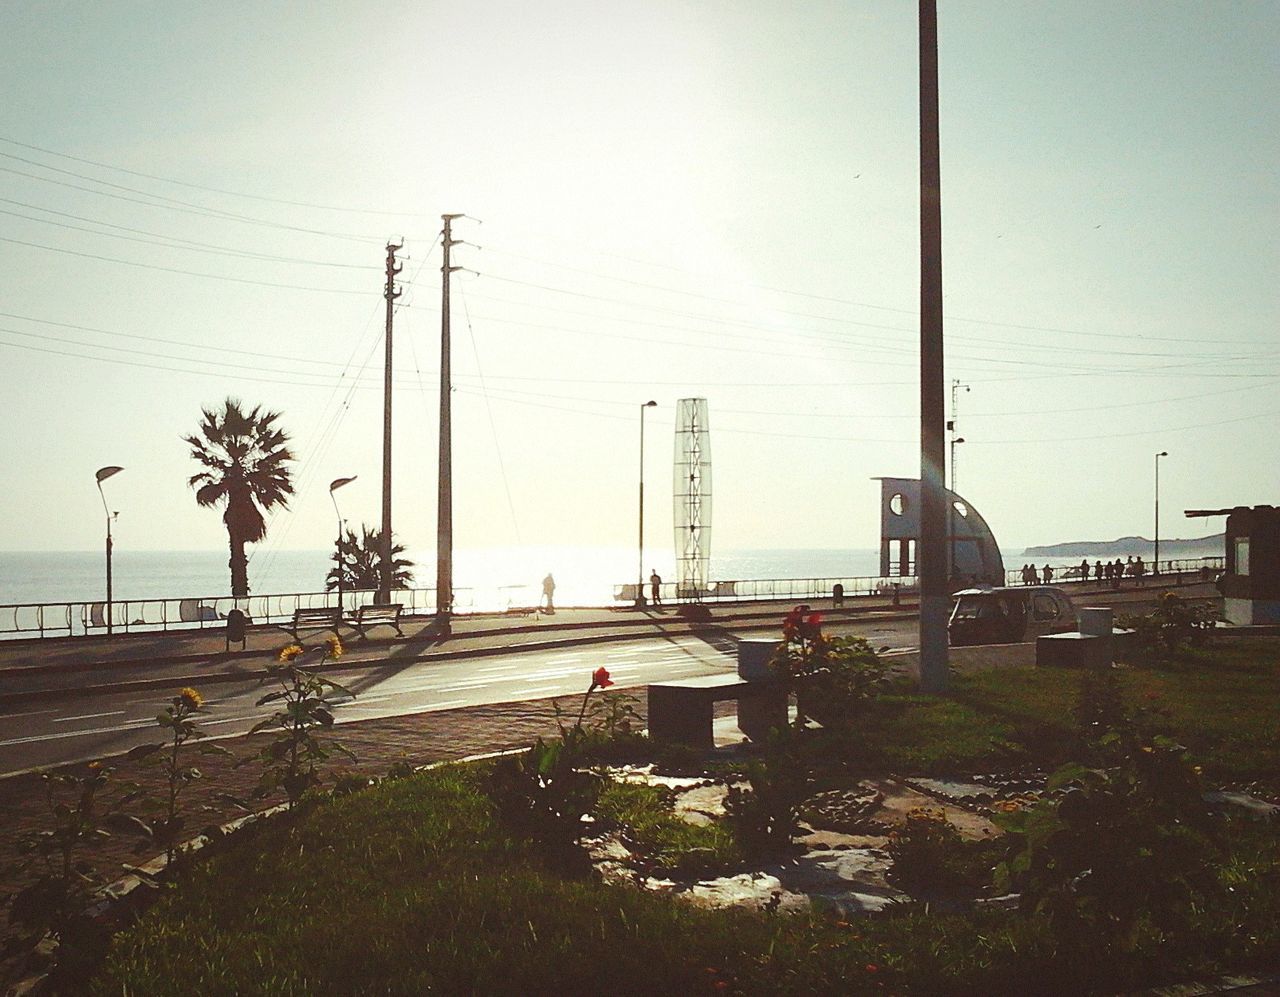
[0,235,378,294]
[0,135,426,216]
[0,164,380,244]
[0,198,376,268]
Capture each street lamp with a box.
[637,400,657,607]
[95,466,123,635]
[1154,451,1168,575]
[329,476,358,611]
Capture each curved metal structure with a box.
[674,398,712,600]
[875,476,1004,587]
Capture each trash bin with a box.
[225,608,247,652]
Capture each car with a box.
[948,586,1076,647]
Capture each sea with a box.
[0,546,904,610]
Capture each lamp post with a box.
[1154,451,1168,575]
[329,476,357,611]
[95,466,123,635]
[637,400,657,607]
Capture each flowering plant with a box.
[771,607,888,729]
[123,685,233,865]
[244,637,356,808]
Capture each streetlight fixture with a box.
[329,476,358,611]
[1154,451,1168,575]
[95,466,123,635]
[637,400,657,607]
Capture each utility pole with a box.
[918,0,949,693]
[379,241,403,605]
[437,214,463,621]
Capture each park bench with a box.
[348,602,404,640]
[647,673,788,749]
[280,606,343,641]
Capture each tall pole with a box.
[380,242,403,605]
[438,214,463,620]
[637,400,657,607]
[1154,451,1168,575]
[947,380,967,583]
[95,466,123,636]
[918,0,949,693]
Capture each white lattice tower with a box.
[673,398,712,600]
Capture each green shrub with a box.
[771,608,888,730]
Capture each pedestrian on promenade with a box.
[1113,559,1124,589]
[1079,558,1090,583]
[1042,564,1053,584]
[1095,560,1105,586]
[542,573,556,613]
[650,569,663,607]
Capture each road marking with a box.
[0,708,57,721]
[54,711,125,724]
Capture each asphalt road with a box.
[0,616,927,775]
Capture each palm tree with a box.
[326,525,414,593]
[184,399,294,598]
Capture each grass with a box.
[85,638,1280,994]
[829,640,1280,789]
[594,780,742,878]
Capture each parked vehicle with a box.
[948,586,1076,646]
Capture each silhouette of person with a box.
[1079,559,1090,583]
[649,569,662,607]
[542,573,555,613]
[1042,564,1053,584]
[1095,560,1104,586]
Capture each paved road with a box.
[0,633,731,774]
[0,616,928,775]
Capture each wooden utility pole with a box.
[437,215,463,620]
[919,0,949,692]
[379,240,403,605]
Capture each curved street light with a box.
[637,401,657,608]
[95,466,124,635]
[330,476,358,611]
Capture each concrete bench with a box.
[647,674,787,749]
[348,603,404,640]
[280,607,343,641]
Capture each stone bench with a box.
[647,673,787,749]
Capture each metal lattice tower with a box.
[673,398,712,600]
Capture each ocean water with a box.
[0,546,889,609]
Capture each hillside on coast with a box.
[1021,533,1223,559]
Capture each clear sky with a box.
[1,1,1276,564]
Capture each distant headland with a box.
[1021,533,1223,559]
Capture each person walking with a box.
[1042,564,1053,584]
[541,573,556,613]
[1095,560,1105,586]
[1079,558,1090,584]
[649,569,663,607]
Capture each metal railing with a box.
[0,586,448,642]
[0,557,1224,642]
[1003,556,1223,587]
[611,575,919,606]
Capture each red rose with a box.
[592,666,613,689]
